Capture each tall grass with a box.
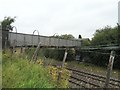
[2,50,55,88]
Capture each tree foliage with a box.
[1,17,16,48]
[91,26,118,45]
[81,25,120,69]
[52,34,75,39]
[81,39,90,46]
[1,17,15,30]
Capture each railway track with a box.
[52,64,120,88]
[67,67,120,88]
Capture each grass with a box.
[2,51,55,88]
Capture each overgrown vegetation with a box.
[2,51,55,88]
[2,49,71,88]
[47,65,71,88]
[91,26,119,45]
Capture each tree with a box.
[60,34,75,39]
[91,26,118,45]
[51,34,75,39]
[1,16,16,49]
[82,39,90,46]
[1,16,15,31]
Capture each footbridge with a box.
[2,31,81,48]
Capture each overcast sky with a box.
[0,0,119,39]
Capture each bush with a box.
[2,49,71,88]
[47,65,71,88]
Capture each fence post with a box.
[57,49,68,87]
[31,42,41,62]
[62,49,68,68]
[104,50,115,88]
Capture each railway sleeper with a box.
[72,71,119,87]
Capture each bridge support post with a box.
[75,47,81,62]
[104,50,115,88]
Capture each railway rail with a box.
[67,67,120,88]
[52,65,120,88]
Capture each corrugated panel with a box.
[39,36,44,46]
[67,40,73,47]
[78,41,81,46]
[66,40,69,46]
[72,40,75,47]
[50,38,58,46]
[16,33,24,46]
[68,40,73,47]
[59,39,63,47]
[43,37,50,46]
[75,40,78,47]
[25,34,32,46]
[33,35,39,45]
[63,39,67,46]
[8,32,17,46]
[59,39,68,47]
[39,36,49,46]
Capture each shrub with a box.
[47,65,71,88]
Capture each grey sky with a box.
[0,0,119,39]
[119,1,120,24]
